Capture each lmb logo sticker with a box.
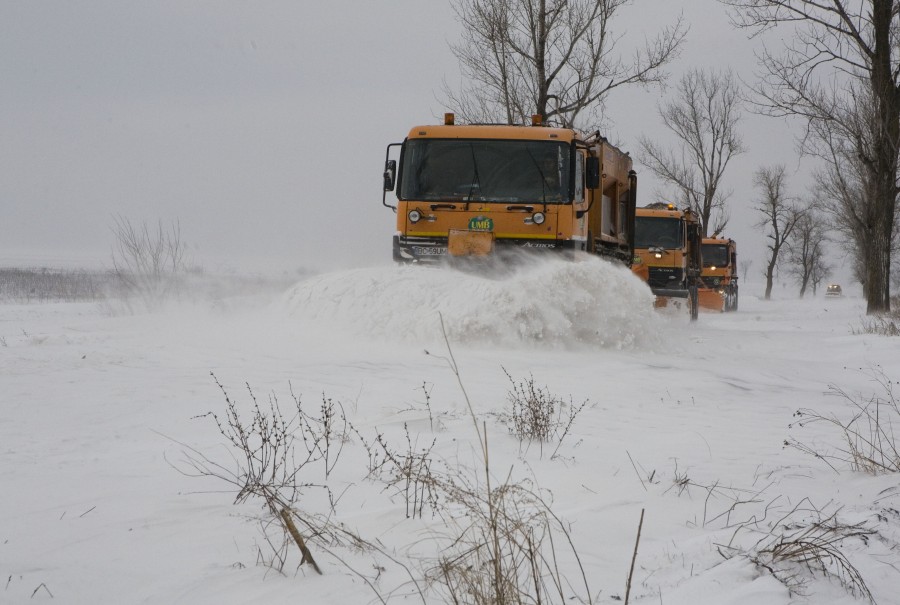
[468,216,494,231]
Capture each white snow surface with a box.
[2,260,899,604]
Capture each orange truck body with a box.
[698,237,738,312]
[382,116,636,265]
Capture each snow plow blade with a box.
[698,289,726,312]
[448,229,494,257]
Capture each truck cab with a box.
[382,114,637,266]
[698,237,738,312]
[631,204,702,320]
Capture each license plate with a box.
[412,246,447,256]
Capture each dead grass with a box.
[170,314,618,603]
[787,367,900,474]
[501,368,588,459]
[853,296,900,336]
[719,499,875,603]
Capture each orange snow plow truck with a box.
[631,203,703,320]
[698,237,738,312]
[382,114,636,265]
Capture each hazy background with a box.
[0,1,832,285]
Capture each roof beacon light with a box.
[444,113,455,126]
[531,114,543,126]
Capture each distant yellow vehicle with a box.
[826,284,843,297]
[382,113,637,265]
[698,237,738,312]
[631,204,703,320]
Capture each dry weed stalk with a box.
[177,309,599,602]
[502,367,588,459]
[852,308,900,337]
[173,374,355,575]
[624,509,645,605]
[429,472,592,605]
[787,367,900,474]
[414,314,593,604]
[719,499,876,603]
[660,459,773,529]
[365,423,441,519]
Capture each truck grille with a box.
[647,267,683,289]
[700,276,722,288]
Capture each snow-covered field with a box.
[2,258,898,604]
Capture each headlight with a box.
[408,209,422,223]
[532,212,546,225]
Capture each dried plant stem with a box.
[425,311,594,604]
[437,313,485,458]
[280,508,322,575]
[625,508,645,605]
[483,422,505,604]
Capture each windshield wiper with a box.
[466,143,482,210]
[525,147,549,212]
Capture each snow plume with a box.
[281,256,661,349]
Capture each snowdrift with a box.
[281,256,662,349]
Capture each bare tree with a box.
[754,165,804,299]
[741,258,754,283]
[445,0,687,128]
[110,215,187,308]
[721,0,900,313]
[786,206,831,297]
[808,111,900,299]
[808,117,869,283]
[638,68,745,236]
[812,254,834,294]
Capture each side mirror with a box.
[585,157,600,189]
[383,159,397,192]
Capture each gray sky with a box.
[1,1,836,283]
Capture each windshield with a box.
[399,139,571,203]
[634,216,683,249]
[701,244,729,267]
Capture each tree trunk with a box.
[864,0,898,313]
[535,0,549,120]
[865,225,893,312]
[765,259,776,299]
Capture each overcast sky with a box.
[1,1,835,282]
